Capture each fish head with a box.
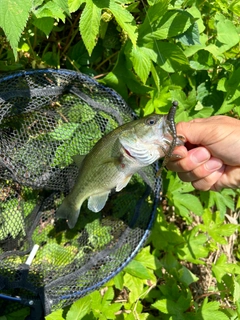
[119,114,176,166]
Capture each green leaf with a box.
[32,16,55,36]
[135,246,161,270]
[0,0,32,59]
[124,259,151,279]
[49,123,80,141]
[233,279,240,303]
[212,254,240,282]
[230,0,240,15]
[114,271,124,290]
[199,299,229,320]
[187,5,205,34]
[216,68,240,114]
[173,193,203,216]
[218,224,238,237]
[108,0,137,46]
[152,299,185,316]
[138,0,169,40]
[0,199,25,240]
[155,41,189,72]
[80,0,102,55]
[176,22,201,46]
[36,243,75,265]
[129,45,157,83]
[177,266,199,286]
[123,273,143,303]
[34,1,67,21]
[101,49,150,100]
[215,13,239,53]
[178,228,209,263]
[67,295,91,320]
[46,309,64,320]
[0,308,30,320]
[69,0,84,12]
[53,0,70,16]
[140,10,195,41]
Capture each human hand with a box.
[167,116,240,191]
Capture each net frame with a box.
[0,69,161,318]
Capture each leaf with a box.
[135,246,161,270]
[46,309,64,320]
[215,13,239,53]
[69,0,84,12]
[108,0,137,46]
[129,45,157,83]
[233,280,240,303]
[34,1,67,21]
[199,299,229,320]
[67,295,91,320]
[230,0,240,15]
[79,0,101,55]
[176,22,201,46]
[177,266,199,286]
[32,16,55,36]
[0,199,25,240]
[101,287,122,319]
[140,10,195,42]
[53,0,70,16]
[123,273,144,303]
[152,299,185,316]
[216,68,240,114]
[124,259,152,279]
[173,193,203,216]
[114,271,124,290]
[0,0,32,59]
[49,123,80,141]
[178,228,209,263]
[155,41,189,72]
[37,243,75,265]
[212,254,240,282]
[101,49,150,100]
[138,0,169,39]
[218,224,238,237]
[187,4,205,33]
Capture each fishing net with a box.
[0,69,161,319]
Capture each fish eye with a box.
[146,117,157,126]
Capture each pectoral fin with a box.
[88,191,110,212]
[116,175,132,192]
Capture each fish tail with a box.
[56,197,82,229]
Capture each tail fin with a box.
[56,197,81,229]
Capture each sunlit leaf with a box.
[0,0,32,59]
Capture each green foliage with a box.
[1,0,240,319]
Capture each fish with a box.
[56,103,183,228]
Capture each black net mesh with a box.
[0,69,161,317]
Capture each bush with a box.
[0,0,240,319]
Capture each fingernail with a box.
[205,158,223,171]
[190,148,210,164]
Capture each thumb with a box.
[176,118,221,147]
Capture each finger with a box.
[191,166,225,191]
[167,147,211,173]
[212,166,240,191]
[175,116,230,147]
[178,157,223,182]
[169,145,188,159]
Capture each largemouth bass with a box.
[56,103,183,228]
